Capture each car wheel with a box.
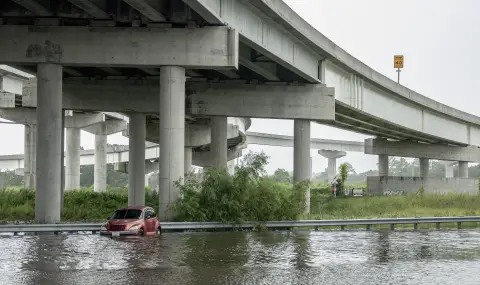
[156,227,162,235]
[138,228,145,236]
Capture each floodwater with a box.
[1,230,480,284]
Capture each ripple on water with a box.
[1,230,480,284]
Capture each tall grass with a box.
[0,187,158,222]
[307,193,480,220]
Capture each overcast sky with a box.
[0,0,479,174]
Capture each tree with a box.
[343,162,356,175]
[272,168,291,183]
[389,157,411,176]
[429,160,446,177]
[336,163,349,197]
[2,171,23,187]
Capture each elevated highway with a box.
[0,0,478,222]
[0,131,363,170]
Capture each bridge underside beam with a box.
[0,25,238,69]
[124,121,240,147]
[246,131,364,152]
[23,81,335,119]
[365,138,480,162]
[189,83,335,120]
[0,108,106,128]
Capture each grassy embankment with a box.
[1,153,479,228]
[2,185,480,227]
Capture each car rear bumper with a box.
[100,230,138,236]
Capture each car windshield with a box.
[111,209,142,219]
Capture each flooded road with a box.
[1,230,480,284]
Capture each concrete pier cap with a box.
[318,150,346,184]
[318,150,347,159]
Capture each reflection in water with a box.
[375,231,391,263]
[1,230,480,284]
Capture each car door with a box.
[144,208,155,233]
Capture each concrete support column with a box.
[458,161,468,178]
[94,134,107,192]
[24,124,36,189]
[65,128,81,190]
[35,63,62,224]
[145,174,150,187]
[419,158,429,178]
[211,116,228,169]
[378,154,389,176]
[159,66,185,220]
[128,113,146,206]
[293,119,311,214]
[445,162,454,178]
[227,160,235,175]
[184,147,192,175]
[318,150,347,183]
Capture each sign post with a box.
[394,55,404,84]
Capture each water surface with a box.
[1,230,480,284]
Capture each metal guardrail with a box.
[1,216,480,234]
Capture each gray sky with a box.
[1,0,479,174]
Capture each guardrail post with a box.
[314,226,318,231]
[366,225,371,231]
[390,224,395,231]
[436,223,440,230]
[413,223,418,230]
[457,222,462,229]
[340,225,345,231]
[13,232,18,236]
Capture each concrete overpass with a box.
[0,0,479,222]
[0,131,461,183]
[0,65,251,193]
[0,131,363,177]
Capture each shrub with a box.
[170,151,308,223]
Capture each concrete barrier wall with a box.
[367,176,479,196]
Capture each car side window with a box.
[150,209,156,218]
[145,208,154,219]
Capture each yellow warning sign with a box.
[394,55,404,68]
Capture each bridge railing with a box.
[1,216,479,234]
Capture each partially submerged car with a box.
[100,206,161,237]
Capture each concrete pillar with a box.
[94,134,107,192]
[35,63,62,224]
[419,158,429,178]
[24,124,36,189]
[318,150,347,183]
[211,116,228,169]
[293,119,311,214]
[65,128,81,190]
[227,160,235,175]
[159,66,185,220]
[145,173,150,188]
[128,113,146,206]
[445,162,454,178]
[378,154,389,176]
[184,147,192,175]
[458,161,468,178]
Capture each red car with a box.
[100,206,162,236]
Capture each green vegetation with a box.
[170,152,308,223]
[0,186,158,222]
[307,193,480,220]
[1,152,480,224]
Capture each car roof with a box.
[115,206,151,211]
